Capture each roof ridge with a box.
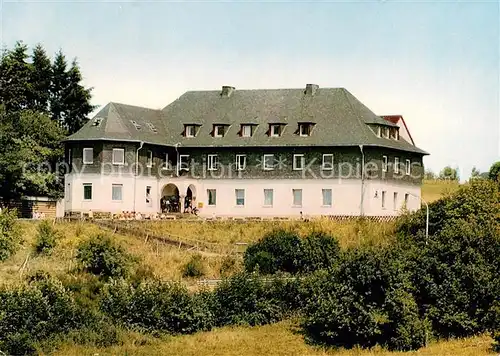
[108,101,159,111]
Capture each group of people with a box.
[160,195,198,215]
[32,211,46,219]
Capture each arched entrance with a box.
[160,183,180,213]
[183,184,197,213]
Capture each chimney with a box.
[305,84,319,96]
[221,85,235,97]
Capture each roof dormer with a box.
[184,124,201,137]
[212,124,230,137]
[297,122,316,137]
[269,123,286,137]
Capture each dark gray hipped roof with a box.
[65,87,428,155]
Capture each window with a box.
[270,124,282,137]
[382,156,388,172]
[381,190,386,209]
[214,125,225,137]
[83,183,92,200]
[164,154,172,170]
[404,193,409,208]
[293,154,305,170]
[299,123,311,136]
[179,155,190,171]
[185,125,196,137]
[83,148,93,164]
[383,127,390,138]
[322,154,334,170]
[322,189,332,206]
[208,154,219,171]
[207,189,216,206]
[394,157,400,174]
[241,125,252,137]
[147,150,153,168]
[146,186,152,206]
[146,122,157,133]
[112,148,125,165]
[264,189,273,206]
[292,189,302,206]
[263,154,274,170]
[405,159,411,175]
[377,126,381,137]
[92,117,103,127]
[68,149,72,166]
[235,189,245,206]
[236,154,246,171]
[66,183,71,202]
[112,184,123,201]
[393,192,398,211]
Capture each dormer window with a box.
[269,124,283,137]
[130,120,141,130]
[184,125,197,137]
[298,122,314,137]
[390,127,399,140]
[241,124,254,137]
[383,127,390,139]
[213,125,226,137]
[377,126,382,138]
[92,117,103,127]
[146,122,157,133]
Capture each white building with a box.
[63,85,428,218]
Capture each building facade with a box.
[63,85,428,218]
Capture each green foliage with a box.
[489,161,500,182]
[34,220,58,254]
[182,254,205,278]
[0,276,89,355]
[100,279,214,334]
[301,247,429,351]
[76,234,134,279]
[219,255,241,277]
[439,165,459,181]
[493,330,500,352]
[244,230,340,275]
[0,208,22,261]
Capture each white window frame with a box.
[405,159,411,175]
[292,189,303,207]
[299,123,311,137]
[235,189,245,206]
[377,126,381,137]
[322,154,334,170]
[208,154,219,171]
[384,127,390,138]
[322,188,332,207]
[112,184,123,201]
[236,154,246,171]
[394,157,400,174]
[241,125,252,137]
[185,125,196,137]
[270,124,281,137]
[112,148,125,165]
[146,150,153,168]
[393,192,398,211]
[263,189,273,207]
[83,183,92,201]
[164,153,172,170]
[214,125,225,137]
[207,189,216,206]
[83,148,93,165]
[263,154,274,170]
[293,154,305,170]
[179,154,190,171]
[382,156,388,172]
[381,190,386,209]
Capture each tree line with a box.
[0,41,95,201]
[425,162,500,182]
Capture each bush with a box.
[301,247,428,351]
[76,234,134,278]
[493,330,500,352]
[100,279,214,334]
[0,208,22,261]
[0,276,90,355]
[182,254,205,278]
[299,232,340,273]
[34,220,58,254]
[219,255,241,277]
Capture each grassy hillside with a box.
[422,179,460,203]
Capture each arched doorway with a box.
[160,183,180,213]
[184,184,197,213]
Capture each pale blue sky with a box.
[1,0,499,179]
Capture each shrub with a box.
[34,220,58,254]
[299,231,340,273]
[182,254,205,278]
[0,276,89,355]
[219,255,241,277]
[76,234,134,278]
[493,330,500,352]
[100,279,214,334]
[244,230,303,274]
[0,208,22,261]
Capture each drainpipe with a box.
[359,145,365,217]
[174,143,181,177]
[133,141,144,212]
